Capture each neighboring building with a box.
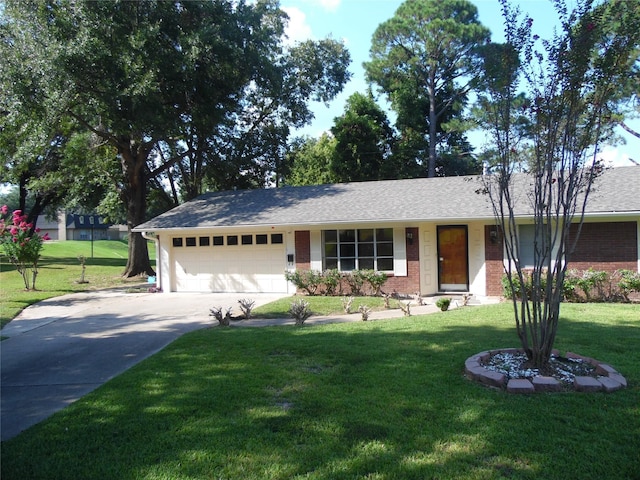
[36,213,121,241]
[133,166,640,297]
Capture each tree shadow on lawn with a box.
[1,313,638,480]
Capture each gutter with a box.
[141,231,161,291]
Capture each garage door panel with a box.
[172,237,287,293]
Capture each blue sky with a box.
[283,0,639,167]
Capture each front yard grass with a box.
[1,302,638,480]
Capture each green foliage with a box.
[435,297,451,311]
[321,269,342,296]
[365,0,490,178]
[284,269,323,296]
[0,206,50,290]
[360,269,388,296]
[504,269,640,304]
[618,270,640,298]
[285,269,389,297]
[285,134,337,186]
[344,269,367,296]
[330,92,397,182]
[2,0,351,276]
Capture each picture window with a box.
[322,228,394,271]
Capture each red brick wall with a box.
[385,227,421,295]
[485,225,504,296]
[294,231,310,270]
[568,222,638,272]
[483,221,639,297]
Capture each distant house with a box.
[133,166,640,297]
[36,213,123,241]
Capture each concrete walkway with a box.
[0,290,492,441]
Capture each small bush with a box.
[506,268,640,303]
[289,299,312,326]
[285,270,323,295]
[237,298,255,319]
[344,270,367,296]
[210,306,232,326]
[618,269,640,301]
[435,297,451,311]
[362,269,388,296]
[342,296,354,314]
[358,305,371,321]
[321,269,342,296]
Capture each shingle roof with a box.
[134,166,640,231]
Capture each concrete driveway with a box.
[0,289,288,441]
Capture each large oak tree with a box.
[1,0,350,276]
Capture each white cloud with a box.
[315,0,341,12]
[282,6,313,44]
[598,145,638,168]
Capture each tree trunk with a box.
[427,76,437,178]
[120,142,156,278]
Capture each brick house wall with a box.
[294,231,311,270]
[484,225,505,296]
[384,227,420,295]
[483,221,639,297]
[568,221,637,272]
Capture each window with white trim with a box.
[323,228,394,271]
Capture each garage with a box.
[169,232,289,293]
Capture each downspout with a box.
[141,231,161,291]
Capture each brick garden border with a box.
[465,348,628,394]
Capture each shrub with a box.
[237,298,255,319]
[342,296,354,314]
[284,269,323,295]
[210,306,232,326]
[358,305,371,321]
[435,297,451,311]
[362,269,388,296]
[344,270,367,296]
[321,269,342,296]
[617,269,640,301]
[289,299,312,326]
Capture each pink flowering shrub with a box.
[0,205,50,290]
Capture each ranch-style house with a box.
[133,166,640,297]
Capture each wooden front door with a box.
[437,225,469,291]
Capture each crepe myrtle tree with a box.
[478,0,640,369]
[0,205,50,290]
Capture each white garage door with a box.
[171,233,289,293]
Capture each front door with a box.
[437,225,469,292]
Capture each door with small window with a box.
[437,225,469,291]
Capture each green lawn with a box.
[1,240,155,328]
[1,302,638,480]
